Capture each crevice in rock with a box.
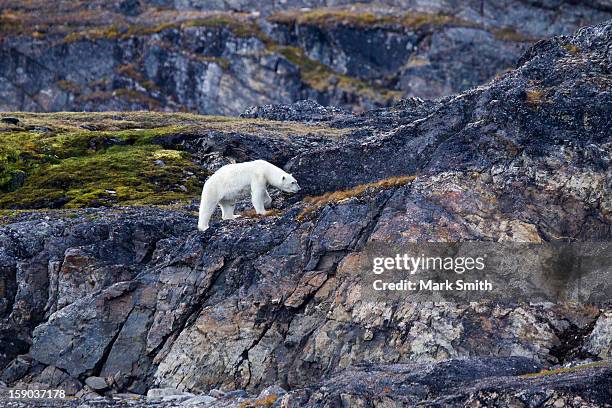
[89,306,135,380]
[550,318,599,364]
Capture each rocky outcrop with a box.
[0,19,610,407]
[0,1,610,114]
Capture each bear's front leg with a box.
[251,181,268,215]
[219,200,240,220]
[198,197,216,231]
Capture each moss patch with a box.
[0,145,204,209]
[0,130,207,209]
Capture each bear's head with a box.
[280,174,301,193]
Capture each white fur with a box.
[197,160,301,231]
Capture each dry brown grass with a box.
[525,88,545,106]
[237,394,278,408]
[0,111,351,139]
[268,8,474,30]
[563,44,580,54]
[0,1,264,42]
[116,63,145,82]
[493,27,538,42]
[240,209,284,218]
[520,361,610,378]
[298,175,416,221]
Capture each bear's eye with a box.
[292,181,297,184]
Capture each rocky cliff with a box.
[0,18,611,408]
[0,0,611,114]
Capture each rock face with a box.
[0,1,610,114]
[0,20,611,407]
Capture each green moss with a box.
[0,145,206,209]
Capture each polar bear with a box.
[197,159,301,231]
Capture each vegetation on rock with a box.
[0,112,347,209]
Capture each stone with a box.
[259,385,287,399]
[85,376,109,392]
[225,390,248,399]
[147,388,194,399]
[208,389,226,398]
[0,356,31,384]
[583,312,612,358]
[1,117,20,125]
[182,395,218,405]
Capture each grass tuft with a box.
[563,44,580,54]
[298,175,415,221]
[237,394,278,408]
[493,27,538,42]
[268,9,474,30]
[525,88,545,106]
[520,361,610,378]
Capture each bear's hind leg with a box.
[219,200,239,220]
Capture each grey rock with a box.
[258,385,287,398]
[208,389,226,398]
[85,376,109,392]
[280,357,612,407]
[0,355,31,384]
[162,394,194,402]
[583,311,612,359]
[0,117,19,125]
[241,99,349,122]
[147,387,194,399]
[181,395,217,405]
[224,390,248,398]
[33,366,81,395]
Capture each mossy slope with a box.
[0,112,347,210]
